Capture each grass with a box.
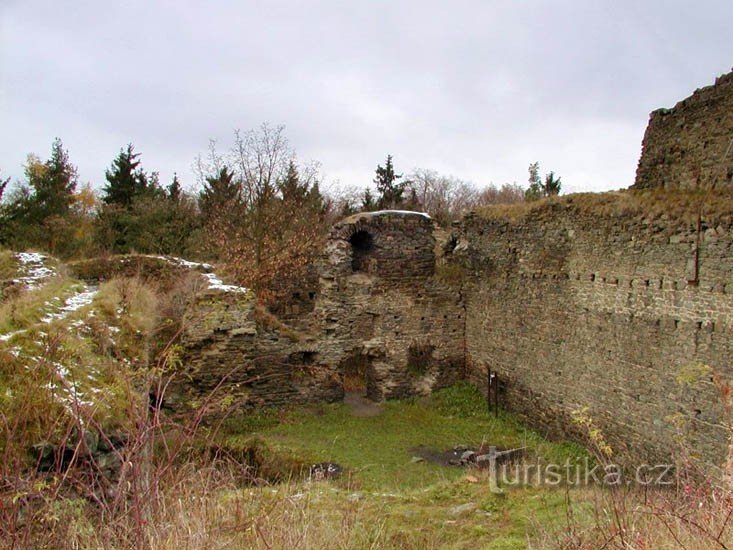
[475,187,733,228]
[222,383,586,491]
[3,250,732,548]
[0,248,19,280]
[211,383,590,548]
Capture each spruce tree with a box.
[525,162,543,201]
[374,155,405,209]
[168,173,182,202]
[198,166,240,220]
[33,138,77,219]
[543,171,562,196]
[103,144,148,207]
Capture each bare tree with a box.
[195,124,329,294]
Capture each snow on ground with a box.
[150,254,249,293]
[41,286,99,324]
[203,273,249,293]
[13,252,57,289]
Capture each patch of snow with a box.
[363,210,432,219]
[141,255,247,293]
[0,330,24,342]
[146,255,214,272]
[203,273,249,293]
[17,252,47,264]
[13,252,57,290]
[41,286,98,324]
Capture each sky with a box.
[1,1,732,197]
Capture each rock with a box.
[475,447,525,464]
[309,462,342,480]
[460,450,476,463]
[448,502,477,517]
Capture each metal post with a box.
[494,373,499,418]
[487,366,491,414]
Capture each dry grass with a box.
[539,483,733,549]
[0,249,19,280]
[476,187,733,228]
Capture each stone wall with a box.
[314,211,465,400]
[455,192,733,469]
[173,210,465,413]
[172,286,342,414]
[634,69,733,190]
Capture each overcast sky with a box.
[1,1,732,196]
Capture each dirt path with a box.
[344,391,383,417]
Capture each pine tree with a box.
[374,155,405,209]
[524,162,561,200]
[0,140,79,253]
[361,188,377,211]
[543,171,562,196]
[103,144,149,207]
[0,173,8,202]
[198,166,240,220]
[168,173,182,202]
[279,161,305,203]
[33,138,77,219]
[525,162,543,201]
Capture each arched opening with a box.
[349,230,374,272]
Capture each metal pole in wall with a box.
[494,374,499,418]
[487,366,491,415]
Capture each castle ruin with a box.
[177,68,733,474]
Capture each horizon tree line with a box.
[0,126,558,289]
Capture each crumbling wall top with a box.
[325,210,436,281]
[634,68,733,190]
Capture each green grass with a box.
[223,382,586,491]
[217,383,590,548]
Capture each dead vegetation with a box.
[476,187,733,228]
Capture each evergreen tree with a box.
[0,140,79,253]
[33,138,77,219]
[525,162,561,200]
[0,173,8,202]
[543,171,562,196]
[279,161,305,203]
[278,161,326,213]
[361,188,377,211]
[168,172,182,202]
[198,166,240,220]
[374,155,405,209]
[103,144,149,207]
[525,162,543,201]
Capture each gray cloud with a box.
[1,0,732,195]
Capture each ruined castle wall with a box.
[459,195,733,467]
[172,287,342,415]
[634,70,733,190]
[172,211,465,414]
[315,211,465,400]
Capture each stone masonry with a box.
[635,68,733,190]
[173,68,733,474]
[176,210,465,412]
[454,195,733,470]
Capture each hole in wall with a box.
[339,351,379,400]
[350,230,374,272]
[407,343,435,376]
[289,351,318,365]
